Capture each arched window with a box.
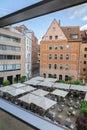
[60,54,63,60]
[65,64,69,70]
[49,54,52,60]
[43,73,46,78]
[66,54,69,60]
[59,75,62,80]
[54,54,57,60]
[65,75,68,81]
[54,74,57,78]
[54,64,57,69]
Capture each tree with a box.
[14,76,17,83]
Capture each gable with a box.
[43,19,67,40]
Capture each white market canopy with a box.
[19,93,56,110]
[21,85,36,93]
[0,86,15,92]
[31,76,44,81]
[7,88,25,97]
[70,85,87,92]
[24,79,41,86]
[11,83,25,88]
[38,81,54,88]
[51,89,68,97]
[31,89,49,97]
[44,78,57,83]
[53,83,69,90]
[84,93,87,100]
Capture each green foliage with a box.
[72,80,80,85]
[80,83,86,86]
[20,75,26,83]
[3,80,10,86]
[80,100,87,116]
[14,77,17,83]
[57,80,65,83]
[49,74,54,78]
[68,76,72,81]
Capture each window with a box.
[49,54,52,60]
[84,48,87,51]
[55,35,58,40]
[54,64,57,69]
[66,44,70,50]
[54,54,57,60]
[60,54,63,60]
[60,44,64,50]
[70,34,79,39]
[60,64,63,69]
[48,64,51,69]
[48,44,52,50]
[43,73,46,78]
[83,68,86,71]
[53,27,56,31]
[49,36,52,40]
[54,74,57,78]
[84,61,86,64]
[65,64,69,70]
[59,35,63,40]
[84,54,86,58]
[65,75,68,81]
[54,44,58,50]
[59,75,62,80]
[66,54,69,60]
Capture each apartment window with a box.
[84,61,86,64]
[66,44,70,50]
[54,64,57,69]
[49,54,52,60]
[65,64,69,70]
[60,54,63,60]
[84,48,87,51]
[48,44,52,50]
[66,54,69,60]
[60,64,63,69]
[55,35,58,40]
[49,36,52,40]
[54,54,57,60]
[60,44,64,50]
[54,44,58,50]
[84,54,87,58]
[48,64,51,69]
[70,34,79,39]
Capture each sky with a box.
[0,0,87,39]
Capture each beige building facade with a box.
[0,28,25,84]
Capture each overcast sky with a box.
[0,0,87,39]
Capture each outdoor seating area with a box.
[0,76,87,130]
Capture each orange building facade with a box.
[40,19,81,81]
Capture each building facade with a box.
[80,30,87,81]
[15,25,32,79]
[40,19,81,81]
[0,28,25,85]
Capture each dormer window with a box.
[70,34,79,39]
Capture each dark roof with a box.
[62,26,81,41]
[80,30,87,43]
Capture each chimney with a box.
[59,20,61,26]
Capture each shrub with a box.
[81,100,87,116]
[73,80,80,85]
[14,77,17,83]
[20,75,26,83]
[3,80,10,86]
[57,80,65,83]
